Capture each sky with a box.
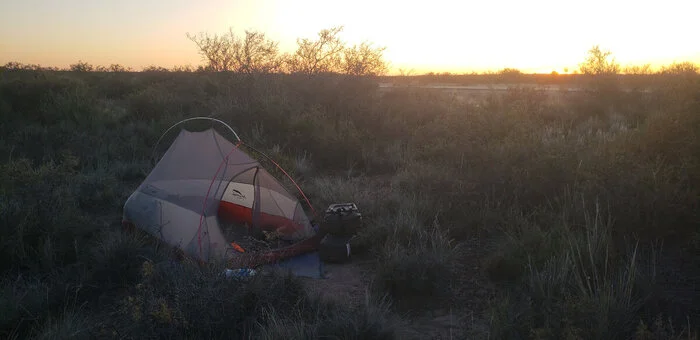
[1,0,699,74]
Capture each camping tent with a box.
[121,118,321,268]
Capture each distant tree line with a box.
[578,45,699,76]
[186,26,389,76]
[1,40,697,78]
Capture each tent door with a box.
[250,166,264,239]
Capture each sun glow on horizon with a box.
[1,0,699,73]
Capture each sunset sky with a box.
[1,0,698,74]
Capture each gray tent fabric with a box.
[122,128,315,263]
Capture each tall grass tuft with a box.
[488,198,664,339]
[86,230,162,290]
[31,309,93,340]
[373,217,462,310]
[255,293,405,339]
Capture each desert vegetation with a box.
[1,28,699,339]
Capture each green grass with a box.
[0,64,699,339]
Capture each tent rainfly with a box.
[121,118,321,268]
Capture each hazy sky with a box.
[1,0,698,74]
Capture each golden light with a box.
[0,0,698,72]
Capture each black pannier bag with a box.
[319,234,352,263]
[320,203,362,237]
[318,203,362,263]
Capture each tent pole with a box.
[151,116,242,164]
[241,142,318,219]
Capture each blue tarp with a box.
[264,251,325,279]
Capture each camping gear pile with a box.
[120,117,363,277]
[318,203,363,263]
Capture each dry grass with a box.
[0,64,698,338]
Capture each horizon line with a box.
[3,59,699,76]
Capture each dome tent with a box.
[121,117,322,271]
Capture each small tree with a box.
[3,62,43,71]
[579,45,622,111]
[498,68,523,82]
[398,68,415,76]
[235,30,283,74]
[109,64,130,72]
[342,42,388,76]
[187,29,237,71]
[659,61,698,75]
[2,62,23,70]
[623,64,653,75]
[142,65,170,72]
[286,26,345,74]
[171,64,194,72]
[186,28,282,73]
[579,45,620,75]
[188,26,388,77]
[499,68,522,76]
[657,61,699,95]
[69,60,94,72]
[286,26,388,76]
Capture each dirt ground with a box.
[300,236,495,339]
[301,259,375,308]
